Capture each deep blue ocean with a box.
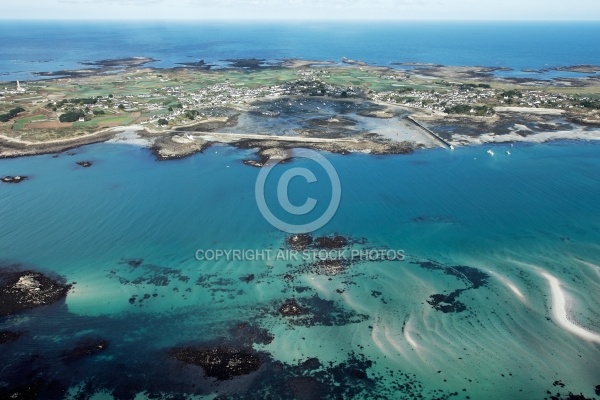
[1,22,600,400]
[1,21,600,81]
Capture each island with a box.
[1,58,599,163]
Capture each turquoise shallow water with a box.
[1,140,600,399]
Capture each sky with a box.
[2,0,600,20]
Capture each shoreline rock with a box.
[0,129,116,159]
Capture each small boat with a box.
[450,145,455,150]
[487,149,494,156]
[260,110,280,117]
[506,150,511,155]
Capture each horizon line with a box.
[1,17,600,22]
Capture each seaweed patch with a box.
[412,260,489,313]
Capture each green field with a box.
[12,115,48,130]
[72,114,135,128]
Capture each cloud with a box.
[3,0,598,20]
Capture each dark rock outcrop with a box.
[1,175,28,183]
[314,235,348,250]
[0,269,70,317]
[286,234,313,250]
[171,346,261,380]
[279,299,304,316]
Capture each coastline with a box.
[2,106,600,162]
[3,23,600,399]
[2,58,600,161]
[0,128,118,159]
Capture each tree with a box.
[59,110,85,123]
[0,107,26,123]
[501,89,522,98]
[118,104,125,111]
[158,118,168,126]
[445,104,494,116]
[185,110,199,120]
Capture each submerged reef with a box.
[412,260,489,313]
[274,295,369,328]
[60,338,109,362]
[0,330,23,344]
[171,322,273,381]
[171,346,262,380]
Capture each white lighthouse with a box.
[16,80,25,93]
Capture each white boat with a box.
[450,145,455,150]
[506,150,511,155]
[487,149,494,156]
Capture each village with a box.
[1,65,599,137]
